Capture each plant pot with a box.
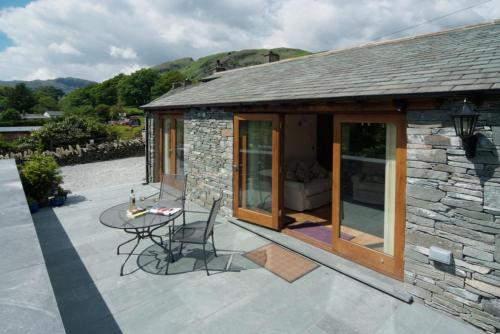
[49,196,66,207]
[29,201,39,213]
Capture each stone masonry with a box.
[404,98,500,333]
[184,108,233,216]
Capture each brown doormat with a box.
[244,244,319,283]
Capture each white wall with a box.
[284,114,317,161]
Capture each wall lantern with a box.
[452,98,479,158]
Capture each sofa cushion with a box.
[285,178,331,196]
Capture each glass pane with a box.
[339,122,396,256]
[239,120,273,214]
[162,118,171,174]
[176,119,184,175]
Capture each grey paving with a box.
[0,160,65,334]
[29,181,482,333]
[60,156,145,193]
[144,21,500,110]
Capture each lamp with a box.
[452,98,479,158]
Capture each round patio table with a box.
[99,198,183,276]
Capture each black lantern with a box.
[452,99,479,158]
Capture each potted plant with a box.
[20,154,64,208]
[27,197,39,213]
[49,187,69,207]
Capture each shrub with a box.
[20,154,63,203]
[0,108,22,121]
[33,115,108,150]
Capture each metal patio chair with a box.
[167,193,223,276]
[148,173,188,227]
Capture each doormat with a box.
[244,244,319,283]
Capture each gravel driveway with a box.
[60,156,146,193]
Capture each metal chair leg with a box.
[178,242,184,255]
[202,244,209,276]
[211,234,217,257]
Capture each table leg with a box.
[120,235,141,276]
[117,234,139,255]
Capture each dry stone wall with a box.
[404,98,500,333]
[0,138,144,166]
[184,108,233,216]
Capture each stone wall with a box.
[0,138,144,166]
[184,108,233,216]
[404,98,500,333]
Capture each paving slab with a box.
[27,180,483,334]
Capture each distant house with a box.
[142,21,500,332]
[0,126,42,140]
[43,111,64,118]
[23,113,46,121]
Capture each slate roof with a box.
[143,21,500,110]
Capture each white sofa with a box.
[284,177,331,211]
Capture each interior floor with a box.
[283,202,384,252]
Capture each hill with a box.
[152,48,311,80]
[0,77,95,94]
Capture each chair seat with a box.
[171,223,207,243]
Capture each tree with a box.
[0,108,22,121]
[59,84,97,111]
[95,104,111,121]
[150,70,185,99]
[7,83,36,114]
[34,86,65,101]
[32,95,59,114]
[117,68,159,106]
[93,74,124,106]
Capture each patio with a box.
[31,182,482,334]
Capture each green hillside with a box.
[0,77,95,94]
[153,48,311,80]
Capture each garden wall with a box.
[0,138,144,166]
[404,97,500,333]
[184,107,233,216]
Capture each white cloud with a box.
[109,46,138,60]
[0,0,498,82]
[48,41,82,55]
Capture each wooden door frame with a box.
[233,113,282,230]
[158,113,183,177]
[332,114,406,280]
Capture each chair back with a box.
[160,174,187,208]
[204,193,223,239]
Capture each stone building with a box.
[142,21,500,332]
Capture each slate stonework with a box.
[184,108,233,216]
[405,98,500,333]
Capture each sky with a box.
[0,0,499,82]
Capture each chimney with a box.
[183,78,192,87]
[214,59,226,73]
[265,50,280,63]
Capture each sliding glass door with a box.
[234,114,282,229]
[332,115,405,279]
[160,115,184,177]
